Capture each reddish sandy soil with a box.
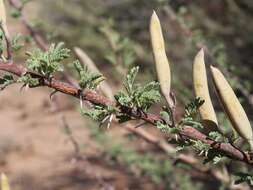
[0,84,159,190]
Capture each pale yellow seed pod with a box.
[150,11,172,106]
[193,49,218,127]
[210,66,253,149]
[0,0,6,26]
[74,47,114,101]
[1,173,10,190]
[0,0,10,46]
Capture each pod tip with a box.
[199,48,204,55]
[73,46,79,51]
[151,10,159,21]
[195,48,205,62]
[210,65,220,77]
[1,173,5,178]
[1,173,7,182]
[210,65,217,71]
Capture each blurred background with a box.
[1,0,253,189]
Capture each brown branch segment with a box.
[0,61,252,165]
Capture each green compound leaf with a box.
[133,81,161,110]
[124,66,139,94]
[114,91,132,107]
[26,42,70,77]
[0,74,15,90]
[74,60,105,90]
[156,121,169,133]
[11,34,23,52]
[17,74,40,87]
[81,105,116,127]
[191,140,210,157]
[203,148,226,165]
[208,131,223,141]
[184,97,204,119]
[81,105,109,122]
[115,67,161,110]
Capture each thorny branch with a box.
[0,61,252,166]
[73,47,238,185]
[74,48,235,184]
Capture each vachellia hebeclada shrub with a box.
[1,0,253,186]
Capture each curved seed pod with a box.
[210,66,253,149]
[1,173,10,190]
[150,11,172,106]
[0,0,6,26]
[74,47,114,101]
[193,49,218,126]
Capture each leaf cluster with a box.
[178,98,205,129]
[115,66,161,111]
[191,140,210,157]
[11,34,23,52]
[74,60,105,90]
[184,97,204,119]
[156,121,170,133]
[0,75,15,90]
[81,105,115,125]
[208,131,224,142]
[17,74,40,87]
[202,148,226,165]
[0,29,3,55]
[26,42,70,77]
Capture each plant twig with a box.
[0,61,252,165]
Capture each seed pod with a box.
[150,11,172,106]
[0,0,6,27]
[0,0,10,48]
[210,66,253,149]
[74,47,114,101]
[1,173,10,190]
[193,49,218,126]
